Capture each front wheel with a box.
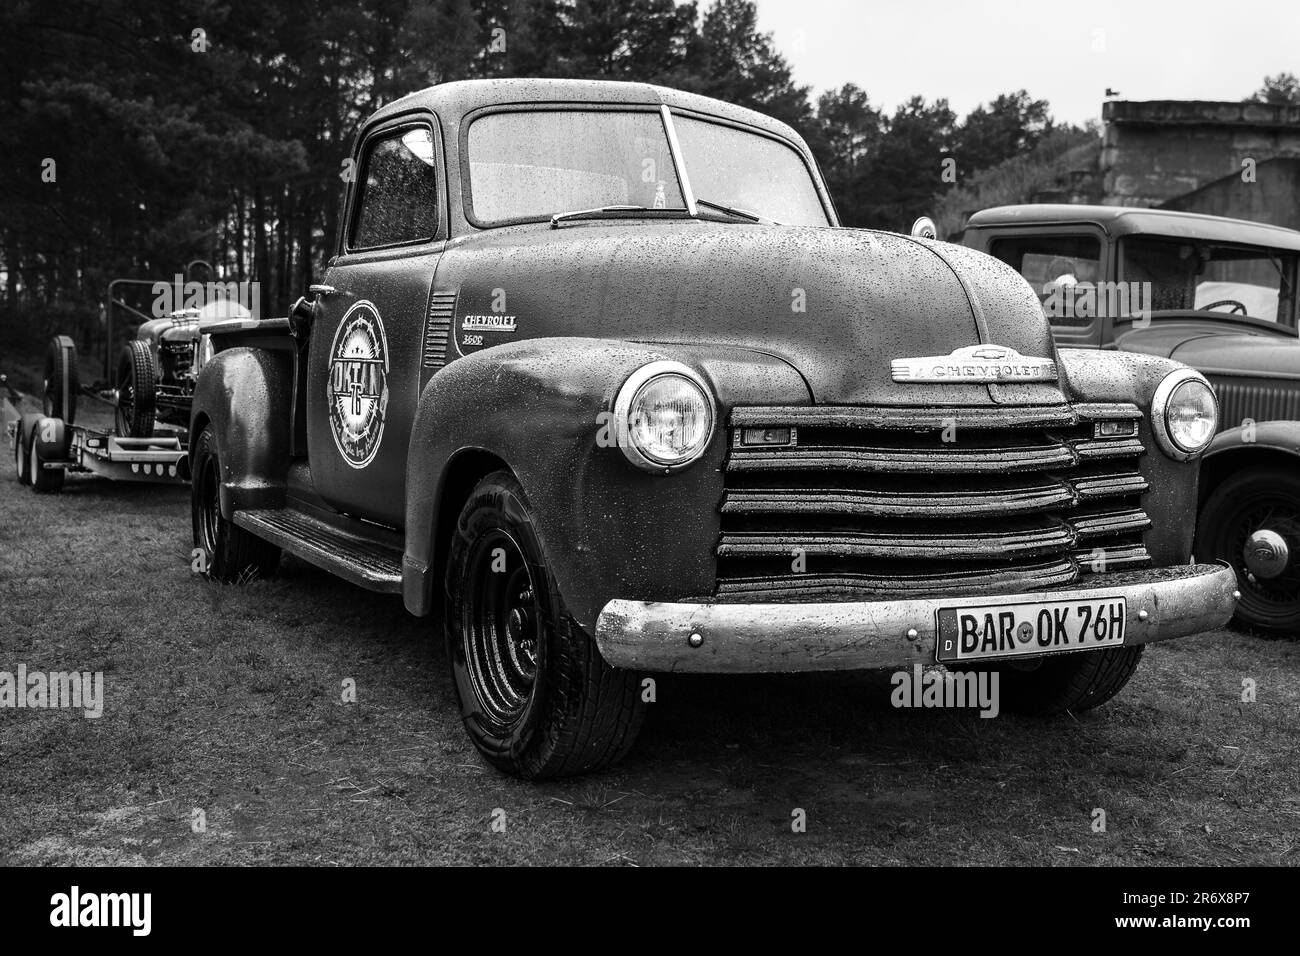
[445,470,646,779]
[1198,467,1300,635]
[956,645,1145,716]
[190,425,279,583]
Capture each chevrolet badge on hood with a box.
[891,344,1058,383]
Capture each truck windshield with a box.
[466,108,829,227]
[672,115,829,227]
[1119,236,1299,326]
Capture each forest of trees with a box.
[1,0,1294,350]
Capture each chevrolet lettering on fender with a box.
[188,79,1236,780]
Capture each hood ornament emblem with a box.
[891,344,1058,383]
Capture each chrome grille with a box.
[717,404,1151,601]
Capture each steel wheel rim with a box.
[29,438,39,484]
[198,454,221,556]
[462,528,540,726]
[1229,496,1300,620]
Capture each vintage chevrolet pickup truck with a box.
[191,79,1236,778]
[962,205,1300,634]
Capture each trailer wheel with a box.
[42,335,78,425]
[28,427,64,494]
[191,425,279,582]
[14,420,30,485]
[115,340,156,438]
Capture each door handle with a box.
[308,284,337,296]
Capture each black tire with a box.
[28,427,64,494]
[1198,467,1300,636]
[190,425,279,582]
[445,470,647,779]
[42,335,78,425]
[957,645,1145,716]
[115,340,156,438]
[15,421,30,485]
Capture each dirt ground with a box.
[1,386,1298,866]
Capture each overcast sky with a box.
[753,0,1299,125]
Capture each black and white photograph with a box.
[0,0,1295,924]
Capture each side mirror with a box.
[910,216,938,240]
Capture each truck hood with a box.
[1115,320,1300,378]
[436,220,1063,406]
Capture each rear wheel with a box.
[190,425,279,582]
[115,340,156,438]
[1198,467,1300,636]
[956,645,1145,716]
[42,335,78,425]
[445,470,646,779]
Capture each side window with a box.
[351,127,439,249]
[989,234,1102,327]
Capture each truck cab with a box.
[191,82,1237,779]
[963,205,1300,633]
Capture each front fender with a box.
[190,346,294,517]
[1058,348,1203,564]
[1205,419,1300,460]
[403,337,810,628]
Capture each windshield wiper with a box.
[550,205,693,228]
[695,198,782,226]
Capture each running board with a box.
[234,508,403,593]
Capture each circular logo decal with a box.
[328,301,389,469]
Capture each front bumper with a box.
[593,564,1237,673]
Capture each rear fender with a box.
[189,346,294,518]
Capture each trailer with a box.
[5,336,189,494]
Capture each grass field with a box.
[2,388,1298,866]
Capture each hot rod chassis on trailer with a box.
[189,79,1237,778]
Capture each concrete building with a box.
[1101,99,1300,230]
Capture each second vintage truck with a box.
[190,79,1237,778]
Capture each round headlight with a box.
[1153,369,1217,459]
[612,361,714,471]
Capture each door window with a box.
[351,127,439,249]
[990,234,1102,327]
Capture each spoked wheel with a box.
[115,340,156,438]
[190,425,279,582]
[446,470,646,779]
[1199,467,1300,636]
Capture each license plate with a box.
[936,597,1127,663]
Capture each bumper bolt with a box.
[687,632,704,648]
[1137,609,1149,622]
[905,628,919,641]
